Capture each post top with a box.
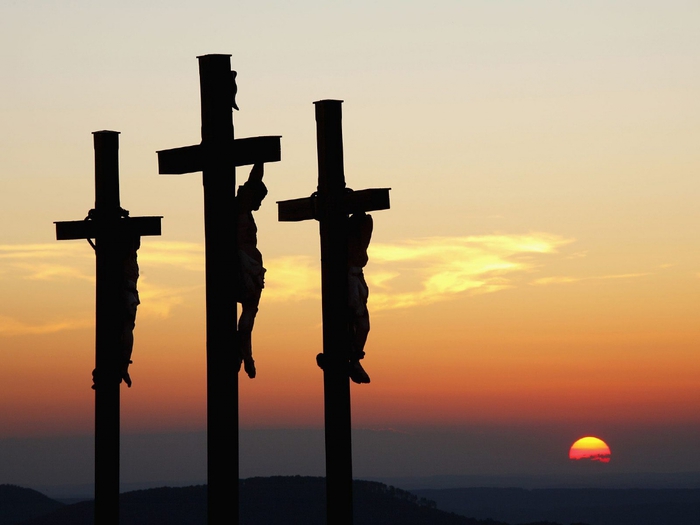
[196,53,232,59]
[92,130,120,136]
[314,99,344,105]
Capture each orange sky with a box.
[1,2,699,481]
[1,231,697,437]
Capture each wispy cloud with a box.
[14,262,94,282]
[0,236,575,314]
[0,243,86,260]
[366,233,572,310]
[531,272,650,286]
[0,315,91,336]
[264,256,320,302]
[263,233,572,310]
[137,241,204,272]
[0,241,205,282]
[0,243,93,281]
[137,277,200,319]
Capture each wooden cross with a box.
[55,130,162,525]
[156,54,281,525]
[278,100,390,525]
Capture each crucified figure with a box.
[120,234,140,387]
[90,218,141,390]
[347,211,373,384]
[314,211,374,383]
[235,163,267,379]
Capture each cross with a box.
[277,100,390,525]
[54,130,162,525]
[156,54,281,525]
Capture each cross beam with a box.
[278,100,390,525]
[156,54,281,525]
[54,131,162,525]
[56,216,161,240]
[158,136,280,175]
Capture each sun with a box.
[569,436,611,463]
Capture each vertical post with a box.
[316,100,354,525]
[198,55,240,524]
[92,130,122,525]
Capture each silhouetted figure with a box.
[347,212,373,384]
[89,211,142,390]
[231,70,239,111]
[235,163,267,379]
[314,211,374,383]
[120,234,140,387]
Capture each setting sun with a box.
[569,437,611,463]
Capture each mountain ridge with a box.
[10,478,512,525]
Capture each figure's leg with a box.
[121,318,135,387]
[121,290,139,387]
[347,273,371,384]
[348,309,371,384]
[238,294,260,378]
[350,309,370,361]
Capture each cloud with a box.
[262,233,572,310]
[531,276,581,285]
[137,277,200,319]
[0,244,84,260]
[0,242,205,324]
[531,272,650,286]
[137,241,204,272]
[263,256,320,302]
[0,315,91,336]
[364,233,572,310]
[14,263,94,282]
[0,236,573,314]
[0,241,206,282]
[0,243,93,281]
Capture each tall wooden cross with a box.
[54,131,162,525]
[278,100,390,525]
[156,54,281,525]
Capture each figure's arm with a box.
[359,213,373,249]
[348,213,373,268]
[248,163,264,184]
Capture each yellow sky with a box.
[1,1,699,450]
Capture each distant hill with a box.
[241,477,506,525]
[0,485,64,525]
[17,477,522,525]
[375,471,700,490]
[412,487,700,525]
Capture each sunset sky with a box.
[1,1,699,490]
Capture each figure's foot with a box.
[349,361,370,384]
[122,360,133,388]
[316,353,326,370]
[244,357,256,379]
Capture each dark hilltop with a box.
[4,477,571,525]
